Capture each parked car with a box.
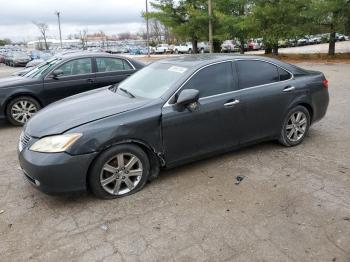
[297,38,309,46]
[248,39,262,50]
[0,53,144,125]
[336,33,346,41]
[173,43,193,54]
[197,42,210,53]
[154,44,170,54]
[17,55,329,198]
[6,52,31,67]
[221,40,239,52]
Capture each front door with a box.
[43,57,95,104]
[161,61,242,166]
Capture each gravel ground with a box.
[0,62,349,261]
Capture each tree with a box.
[33,22,49,50]
[148,0,209,53]
[249,0,311,55]
[215,0,254,54]
[0,38,11,46]
[311,0,350,55]
[79,29,88,50]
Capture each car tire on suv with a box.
[88,144,150,199]
[279,105,311,147]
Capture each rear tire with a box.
[6,96,41,126]
[88,144,150,199]
[279,105,310,147]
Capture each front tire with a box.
[88,144,150,199]
[279,105,310,147]
[6,96,41,126]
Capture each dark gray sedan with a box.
[0,52,144,125]
[18,55,329,198]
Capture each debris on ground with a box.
[344,217,350,221]
[0,210,4,214]
[100,224,108,231]
[235,176,245,185]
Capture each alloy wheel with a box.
[285,111,307,142]
[11,100,38,124]
[100,153,143,196]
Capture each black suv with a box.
[0,52,144,125]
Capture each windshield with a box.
[116,63,188,99]
[23,58,61,78]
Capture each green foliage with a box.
[0,39,11,46]
[250,0,311,47]
[148,0,209,43]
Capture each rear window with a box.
[278,67,292,81]
[236,60,279,89]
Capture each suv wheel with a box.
[279,105,310,147]
[6,96,41,126]
[89,144,150,199]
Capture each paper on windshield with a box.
[168,66,187,74]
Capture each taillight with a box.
[323,79,328,89]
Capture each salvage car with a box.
[18,55,329,198]
[0,52,144,125]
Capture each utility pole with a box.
[208,0,213,53]
[55,11,63,48]
[146,0,150,57]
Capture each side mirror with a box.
[51,69,64,79]
[175,89,200,112]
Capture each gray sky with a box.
[0,0,147,41]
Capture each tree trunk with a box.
[265,47,272,54]
[44,38,48,50]
[191,37,198,54]
[239,37,245,54]
[272,44,279,56]
[328,28,336,56]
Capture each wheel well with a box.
[86,141,161,190]
[298,103,313,122]
[4,94,42,117]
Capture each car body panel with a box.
[25,87,151,138]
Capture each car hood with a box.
[25,87,150,137]
[0,76,37,88]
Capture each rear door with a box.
[43,57,95,103]
[162,61,242,166]
[232,59,296,143]
[94,57,136,88]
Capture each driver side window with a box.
[182,62,234,98]
[57,58,92,76]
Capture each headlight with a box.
[30,133,82,153]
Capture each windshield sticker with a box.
[168,66,187,74]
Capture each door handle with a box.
[224,99,240,107]
[87,78,95,83]
[283,86,295,92]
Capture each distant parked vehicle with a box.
[336,33,346,41]
[8,52,32,67]
[0,53,144,125]
[221,40,239,53]
[197,42,209,53]
[248,39,262,50]
[173,43,192,54]
[297,38,309,46]
[155,44,169,54]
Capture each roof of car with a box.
[157,54,298,72]
[56,51,128,59]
